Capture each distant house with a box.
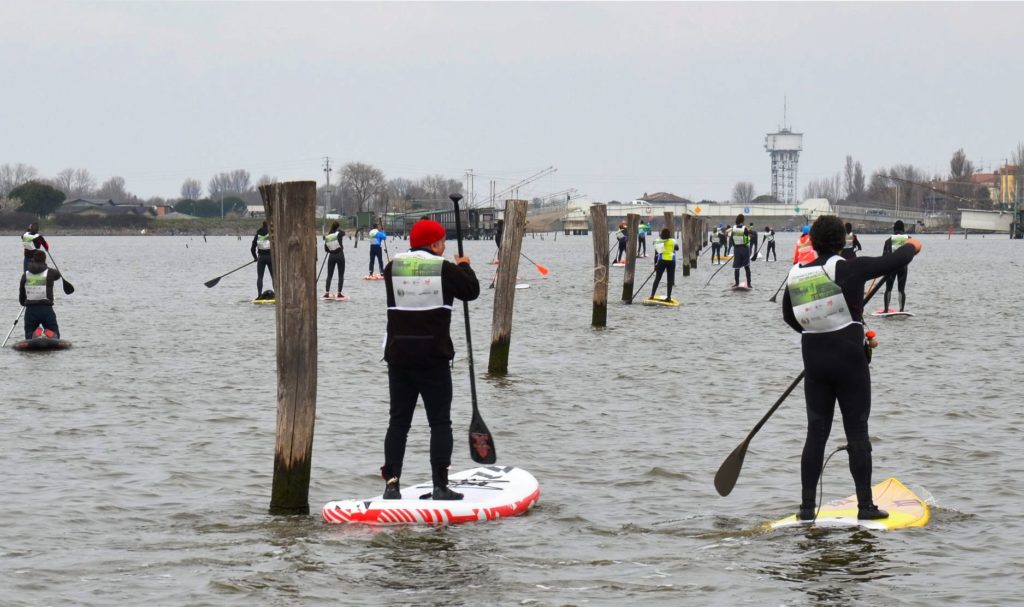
[635,192,692,205]
[246,205,266,218]
[58,198,156,217]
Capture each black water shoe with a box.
[383,479,401,500]
[431,486,464,501]
[798,506,815,521]
[857,505,889,520]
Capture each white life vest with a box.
[844,232,857,250]
[786,255,856,333]
[325,231,342,252]
[892,233,909,248]
[766,231,775,243]
[24,269,48,302]
[22,232,37,250]
[388,250,448,311]
[731,226,747,246]
[257,232,272,251]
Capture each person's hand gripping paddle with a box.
[450,193,497,464]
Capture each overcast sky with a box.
[2,2,1020,204]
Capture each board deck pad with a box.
[770,477,930,531]
[13,336,72,351]
[872,308,914,317]
[642,296,679,307]
[322,465,540,525]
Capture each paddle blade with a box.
[535,264,549,276]
[768,293,778,303]
[62,279,75,295]
[469,411,496,464]
[714,440,750,497]
[204,277,221,288]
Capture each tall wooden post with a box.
[591,204,609,327]
[621,213,640,302]
[488,199,527,375]
[262,181,318,516]
[681,215,692,277]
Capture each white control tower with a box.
[765,126,802,205]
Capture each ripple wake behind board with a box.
[769,477,930,531]
[13,336,72,351]
[322,465,540,525]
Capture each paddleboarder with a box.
[18,250,63,339]
[369,227,387,276]
[614,222,628,263]
[728,214,752,287]
[637,221,650,257]
[763,227,777,262]
[380,219,481,501]
[649,228,679,301]
[749,223,760,261]
[781,215,921,521]
[882,220,911,312]
[323,221,346,298]
[792,225,816,265]
[841,222,863,260]
[494,219,504,250]
[21,222,49,272]
[710,225,723,264]
[250,221,273,299]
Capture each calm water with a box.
[2,231,1021,606]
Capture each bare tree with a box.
[181,178,202,200]
[1011,142,1024,167]
[0,163,39,198]
[256,174,277,187]
[54,169,76,197]
[96,176,130,203]
[803,174,842,202]
[209,169,252,200]
[731,181,755,205]
[843,156,866,202]
[340,162,386,213]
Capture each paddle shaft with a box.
[45,250,75,294]
[451,198,480,416]
[628,267,658,303]
[204,259,256,288]
[2,307,25,348]
[768,274,788,303]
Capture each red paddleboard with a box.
[362,275,385,281]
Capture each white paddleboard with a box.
[730,283,752,291]
[872,308,914,317]
[322,465,540,525]
[769,477,930,531]
[515,283,530,290]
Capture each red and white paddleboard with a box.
[872,308,914,317]
[362,274,385,281]
[321,294,351,301]
[322,465,540,525]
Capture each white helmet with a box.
[369,229,379,238]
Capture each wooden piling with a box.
[681,215,692,277]
[621,213,640,303]
[488,199,527,375]
[591,204,609,327]
[262,181,318,516]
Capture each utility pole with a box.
[322,156,332,235]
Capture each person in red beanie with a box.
[379,219,480,501]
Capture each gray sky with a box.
[2,2,1020,204]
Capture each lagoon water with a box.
[1,231,1022,606]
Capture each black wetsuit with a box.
[650,240,680,300]
[251,227,273,296]
[749,229,760,261]
[781,244,916,509]
[841,232,863,260]
[882,235,909,311]
[382,250,480,487]
[764,231,777,261]
[730,225,752,286]
[324,230,345,294]
[19,261,62,339]
[615,228,627,262]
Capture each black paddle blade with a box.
[469,412,496,464]
[62,280,75,295]
[713,440,750,497]
[204,277,220,288]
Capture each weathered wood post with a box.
[261,180,318,516]
[681,215,692,277]
[621,213,640,302]
[488,199,527,375]
[591,204,609,327]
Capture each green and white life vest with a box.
[732,225,748,246]
[22,232,37,250]
[786,255,855,333]
[257,232,272,251]
[389,250,448,311]
[892,233,909,248]
[766,231,775,243]
[24,269,48,302]
[654,238,675,261]
[325,231,342,252]
[845,232,856,248]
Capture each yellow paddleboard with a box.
[641,296,679,307]
[252,299,276,305]
[769,478,930,531]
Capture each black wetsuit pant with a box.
[325,251,345,293]
[615,239,626,262]
[256,253,273,295]
[800,325,875,507]
[383,363,454,486]
[765,241,776,261]
[369,245,384,275]
[24,305,58,339]
[651,259,676,299]
[884,267,908,311]
[638,236,647,256]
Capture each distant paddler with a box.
[323,221,346,299]
[710,224,724,264]
[841,222,863,260]
[250,220,274,299]
[649,228,679,302]
[882,220,911,313]
[763,227,777,262]
[369,227,387,277]
[19,250,63,340]
[728,214,753,288]
[792,225,816,265]
[21,222,49,272]
[781,215,921,521]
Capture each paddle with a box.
[204,259,256,288]
[714,274,889,497]
[768,274,788,303]
[450,193,497,464]
[1,307,25,348]
[628,267,658,303]
[316,254,327,283]
[45,251,75,295]
[703,257,732,287]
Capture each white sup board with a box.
[730,283,752,291]
[515,283,530,290]
[769,477,930,531]
[322,465,540,525]
[872,309,914,317]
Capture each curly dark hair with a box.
[810,216,846,256]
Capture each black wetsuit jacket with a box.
[250,226,271,260]
[383,249,480,367]
[19,261,62,306]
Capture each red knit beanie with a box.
[410,219,446,249]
